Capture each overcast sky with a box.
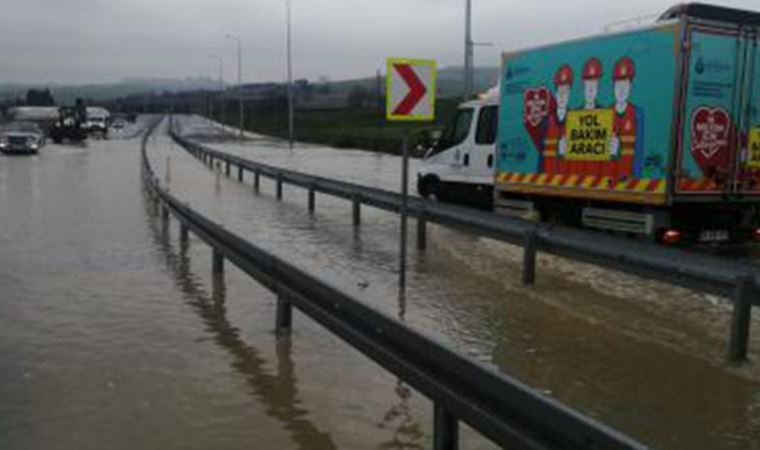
[1,0,758,85]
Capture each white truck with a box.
[417,88,497,209]
[86,107,110,139]
[417,3,760,244]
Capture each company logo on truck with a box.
[523,87,550,127]
[689,106,732,180]
[691,106,730,159]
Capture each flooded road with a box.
[1,115,759,449]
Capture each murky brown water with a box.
[1,115,758,449]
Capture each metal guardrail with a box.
[169,119,758,363]
[142,120,649,449]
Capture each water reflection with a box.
[375,291,423,450]
[144,198,337,450]
[377,380,424,450]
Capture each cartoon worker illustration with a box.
[578,57,603,175]
[544,64,573,174]
[582,57,602,110]
[610,56,644,179]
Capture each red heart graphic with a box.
[690,106,731,174]
[523,87,550,127]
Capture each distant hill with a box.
[0,66,499,106]
[326,66,499,99]
[0,77,220,105]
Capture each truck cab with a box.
[417,92,498,208]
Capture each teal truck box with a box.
[495,3,760,242]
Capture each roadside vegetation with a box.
[217,98,461,157]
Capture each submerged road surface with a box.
[1,115,758,450]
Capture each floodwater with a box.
[1,115,758,450]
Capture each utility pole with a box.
[464,0,473,100]
[286,0,294,149]
[209,54,223,124]
[463,0,493,100]
[226,34,244,139]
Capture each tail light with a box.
[661,229,682,245]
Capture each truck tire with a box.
[419,176,441,200]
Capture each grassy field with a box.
[218,98,461,157]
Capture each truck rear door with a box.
[735,30,760,195]
[676,25,747,195]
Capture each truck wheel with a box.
[419,176,441,200]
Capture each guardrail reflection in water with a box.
[168,117,758,364]
[144,201,338,450]
[143,121,650,448]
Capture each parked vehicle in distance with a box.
[5,106,60,134]
[49,101,88,144]
[0,121,46,155]
[111,118,126,130]
[417,3,760,245]
[85,107,110,139]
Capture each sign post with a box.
[386,58,436,290]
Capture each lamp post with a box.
[464,0,493,100]
[209,54,223,124]
[225,34,244,139]
[285,0,294,149]
[464,0,473,100]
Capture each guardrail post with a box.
[433,404,458,450]
[225,161,230,176]
[417,216,427,250]
[180,223,189,245]
[352,194,361,226]
[238,166,244,182]
[151,192,159,213]
[212,250,224,275]
[308,184,316,213]
[254,170,260,192]
[728,276,754,363]
[276,296,293,334]
[276,174,283,200]
[522,228,539,286]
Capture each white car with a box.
[0,121,45,155]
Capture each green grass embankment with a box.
[218,98,460,157]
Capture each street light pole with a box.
[286,0,294,149]
[464,0,473,100]
[209,54,223,125]
[226,34,244,139]
[463,1,493,100]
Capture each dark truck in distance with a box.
[0,121,46,155]
[49,101,88,144]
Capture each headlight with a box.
[0,137,8,148]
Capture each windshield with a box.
[430,107,473,156]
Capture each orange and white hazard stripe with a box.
[496,172,666,194]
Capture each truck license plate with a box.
[699,230,729,242]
